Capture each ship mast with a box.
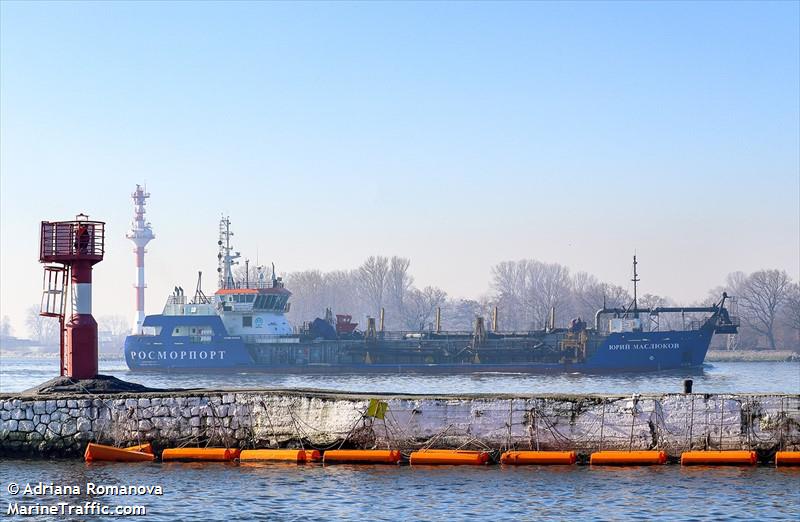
[218,216,240,289]
[631,254,640,316]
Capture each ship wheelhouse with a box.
[214,279,294,337]
[216,287,291,314]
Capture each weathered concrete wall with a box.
[1,390,798,459]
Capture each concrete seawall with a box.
[1,390,798,460]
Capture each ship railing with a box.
[227,280,284,290]
[379,330,479,341]
[241,334,301,344]
[688,319,705,331]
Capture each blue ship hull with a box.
[124,318,715,374]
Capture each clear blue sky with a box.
[1,1,798,335]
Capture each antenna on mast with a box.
[631,254,640,314]
[217,215,240,289]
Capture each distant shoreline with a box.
[705,350,798,362]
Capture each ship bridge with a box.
[215,285,291,314]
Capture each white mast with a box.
[218,216,240,289]
[126,185,155,334]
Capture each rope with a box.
[628,397,638,451]
[505,399,513,452]
[687,394,695,451]
[598,399,606,451]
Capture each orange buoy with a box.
[304,449,323,462]
[590,450,667,466]
[161,448,241,462]
[409,449,490,465]
[240,449,321,463]
[84,443,155,463]
[775,451,800,466]
[680,450,757,466]
[125,442,154,455]
[323,449,402,464]
[500,451,576,465]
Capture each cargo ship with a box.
[124,217,739,374]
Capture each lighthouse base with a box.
[20,374,162,396]
[65,314,98,379]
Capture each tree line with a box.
[284,256,799,351]
[17,307,131,353]
[15,258,798,352]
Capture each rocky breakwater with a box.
[1,390,799,460]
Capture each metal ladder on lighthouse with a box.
[40,265,69,376]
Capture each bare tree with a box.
[98,315,130,336]
[402,286,448,331]
[490,260,528,330]
[357,256,389,315]
[284,270,327,322]
[727,271,748,295]
[782,283,800,350]
[0,316,12,338]
[571,272,632,329]
[523,261,571,329]
[738,269,792,349]
[98,315,130,353]
[385,256,413,327]
[25,305,60,347]
[442,299,484,331]
[323,270,363,318]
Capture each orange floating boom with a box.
[161,448,241,462]
[305,449,323,462]
[680,451,757,466]
[84,443,155,463]
[125,443,154,455]
[500,451,576,465]
[775,451,800,466]
[590,451,667,466]
[409,450,490,465]
[240,449,321,463]
[323,449,401,464]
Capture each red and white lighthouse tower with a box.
[125,185,154,334]
[39,214,105,379]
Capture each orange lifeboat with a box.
[84,443,155,463]
[323,449,402,464]
[161,448,241,462]
[500,451,576,465]
[239,449,321,462]
[590,450,667,466]
[775,451,800,467]
[125,443,154,454]
[680,450,757,466]
[409,450,490,465]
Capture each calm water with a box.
[1,460,798,521]
[1,356,798,394]
[2,357,798,520]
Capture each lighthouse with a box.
[126,185,155,334]
[39,214,106,379]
